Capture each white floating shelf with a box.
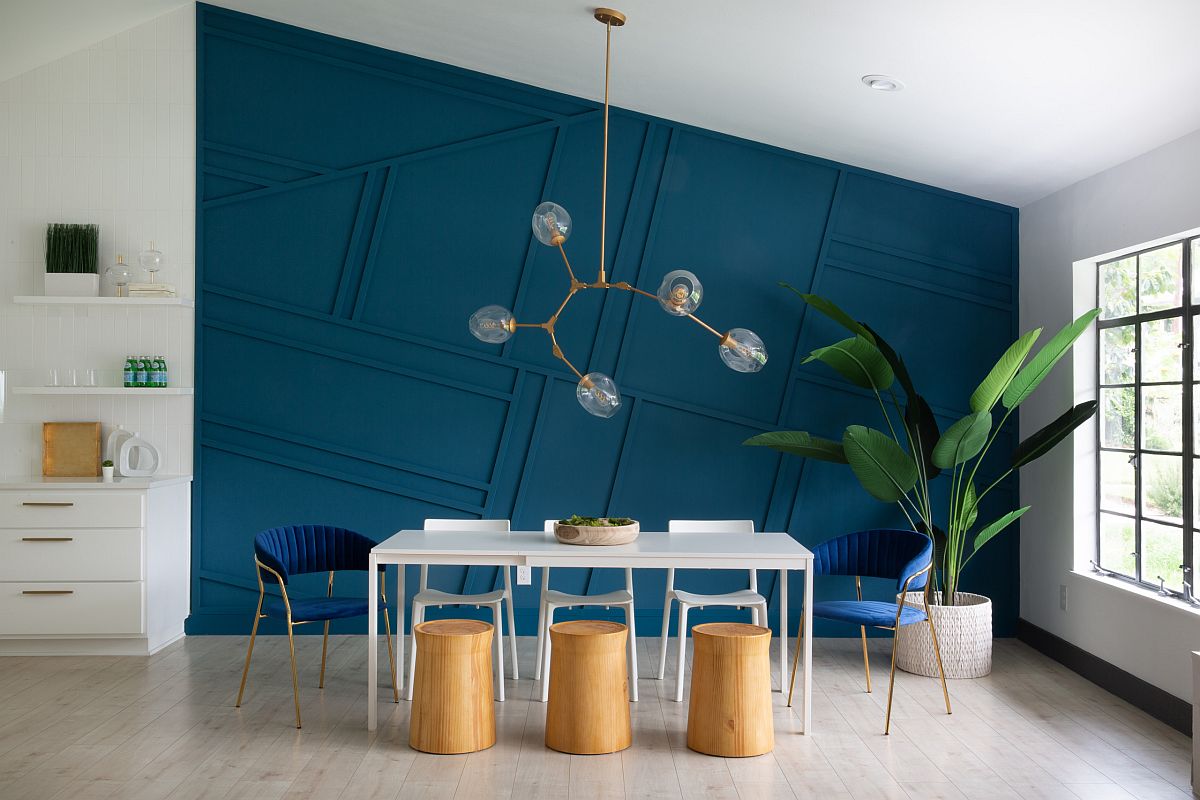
[13,296,194,307]
[11,386,194,396]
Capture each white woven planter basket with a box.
[896,591,992,678]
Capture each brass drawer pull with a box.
[21,537,74,542]
[21,502,74,507]
[21,590,74,595]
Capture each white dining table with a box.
[367,529,815,733]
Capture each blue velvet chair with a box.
[234,525,398,728]
[786,529,952,734]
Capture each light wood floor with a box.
[0,634,1190,799]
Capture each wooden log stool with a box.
[409,619,496,754]
[686,622,774,757]
[545,620,632,754]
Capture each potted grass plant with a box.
[745,286,1098,677]
[45,223,99,296]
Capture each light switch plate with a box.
[517,565,532,585]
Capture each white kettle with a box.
[118,432,160,478]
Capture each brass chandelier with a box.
[469,7,767,417]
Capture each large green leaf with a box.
[904,393,942,480]
[970,328,1042,412]
[743,431,848,463]
[1002,309,1101,409]
[842,425,919,502]
[781,284,875,343]
[962,481,978,530]
[863,324,916,400]
[932,411,992,469]
[1011,401,1099,469]
[803,336,894,391]
[972,507,1031,553]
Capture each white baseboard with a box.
[0,631,185,656]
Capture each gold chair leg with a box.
[286,619,302,729]
[884,628,899,735]
[786,613,804,707]
[318,620,330,689]
[383,607,399,703]
[318,570,334,689]
[860,625,872,693]
[235,596,264,707]
[928,618,952,715]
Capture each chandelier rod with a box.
[599,14,612,284]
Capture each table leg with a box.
[368,552,378,731]
[778,568,787,694]
[396,563,405,696]
[803,563,813,733]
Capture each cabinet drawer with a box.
[0,492,143,528]
[0,529,142,581]
[0,582,143,635]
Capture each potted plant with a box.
[101,460,114,482]
[745,287,1098,677]
[45,223,99,296]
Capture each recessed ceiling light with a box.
[861,74,904,92]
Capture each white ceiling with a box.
[0,1,188,84]
[6,1,1200,206]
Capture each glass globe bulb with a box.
[719,328,768,373]
[138,240,163,281]
[468,305,515,343]
[656,269,703,316]
[532,202,572,247]
[105,255,134,297]
[576,372,621,418]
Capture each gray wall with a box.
[1019,128,1200,700]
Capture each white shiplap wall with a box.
[0,5,195,479]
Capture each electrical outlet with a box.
[1059,583,1068,612]
[517,565,532,585]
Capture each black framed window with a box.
[1096,237,1200,600]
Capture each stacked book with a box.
[127,282,177,298]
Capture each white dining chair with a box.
[659,519,767,702]
[537,519,638,702]
[408,518,518,702]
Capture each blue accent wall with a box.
[191,4,1020,637]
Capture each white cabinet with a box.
[0,476,191,655]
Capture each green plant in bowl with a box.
[559,515,634,527]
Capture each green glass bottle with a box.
[136,356,150,388]
[123,356,136,388]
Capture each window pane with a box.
[1100,387,1135,449]
[1141,386,1182,451]
[1195,315,1200,377]
[1195,394,1200,453]
[1140,317,1182,382]
[1100,451,1136,514]
[1100,257,1136,318]
[1192,239,1200,303]
[1099,514,1135,577]
[1101,325,1135,384]
[1141,454,1183,524]
[1142,520,1183,591]
[1139,243,1183,313]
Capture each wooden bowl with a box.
[553,520,640,546]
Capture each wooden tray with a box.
[43,422,101,477]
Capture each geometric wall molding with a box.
[193,4,1020,636]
